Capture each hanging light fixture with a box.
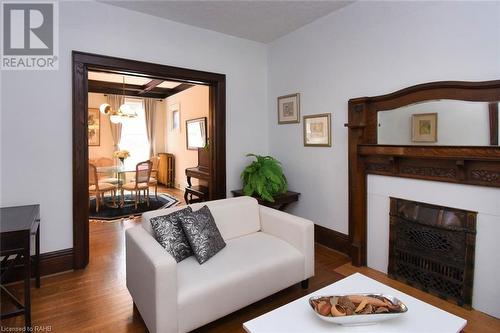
[118,76,128,116]
[97,75,138,123]
[118,76,137,118]
[99,103,111,115]
[109,114,122,124]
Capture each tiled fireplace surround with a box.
[367,174,500,318]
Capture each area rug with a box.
[89,193,179,221]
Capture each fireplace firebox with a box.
[388,197,477,308]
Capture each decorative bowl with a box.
[309,293,408,326]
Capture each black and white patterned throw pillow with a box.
[150,207,194,262]
[180,205,226,264]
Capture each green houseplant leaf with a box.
[241,153,287,202]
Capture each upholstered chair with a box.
[122,160,152,209]
[132,156,160,201]
[149,156,160,200]
[95,157,122,185]
[88,163,117,212]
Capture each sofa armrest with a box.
[259,205,314,279]
[126,225,178,333]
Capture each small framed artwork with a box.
[88,108,100,146]
[277,93,300,124]
[412,113,437,142]
[303,113,331,147]
[186,117,207,150]
[169,103,180,131]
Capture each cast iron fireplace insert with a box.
[388,197,477,308]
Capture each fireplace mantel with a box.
[346,80,500,266]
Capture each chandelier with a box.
[99,76,138,124]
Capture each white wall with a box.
[378,100,493,146]
[267,1,500,234]
[367,175,500,318]
[0,1,268,253]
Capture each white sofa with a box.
[126,196,314,333]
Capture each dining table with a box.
[96,165,135,207]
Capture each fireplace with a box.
[388,197,477,308]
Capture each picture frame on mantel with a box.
[303,113,331,147]
[88,108,100,146]
[412,113,437,142]
[277,93,300,124]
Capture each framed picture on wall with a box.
[88,108,100,146]
[303,113,331,147]
[412,113,437,142]
[169,103,180,131]
[277,93,300,124]
[186,117,207,150]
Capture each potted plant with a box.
[241,154,287,202]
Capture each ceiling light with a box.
[110,114,122,124]
[97,75,138,123]
[99,103,111,115]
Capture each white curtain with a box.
[144,98,156,157]
[107,94,123,151]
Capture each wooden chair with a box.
[89,163,117,212]
[94,157,122,185]
[149,156,160,200]
[132,156,160,201]
[122,160,152,210]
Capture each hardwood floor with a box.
[3,195,498,332]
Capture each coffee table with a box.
[243,273,466,333]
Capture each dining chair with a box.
[89,163,117,212]
[121,160,152,210]
[131,156,160,201]
[149,156,160,200]
[95,157,122,185]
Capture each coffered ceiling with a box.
[88,71,192,99]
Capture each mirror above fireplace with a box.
[377,100,499,146]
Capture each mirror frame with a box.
[346,80,500,266]
[186,117,207,150]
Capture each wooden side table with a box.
[231,190,300,211]
[0,204,41,328]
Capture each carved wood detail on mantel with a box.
[360,145,500,187]
[347,80,500,267]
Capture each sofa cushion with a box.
[150,207,194,263]
[180,206,226,264]
[176,232,304,332]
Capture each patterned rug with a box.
[89,193,179,221]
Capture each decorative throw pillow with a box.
[150,207,194,262]
[180,205,226,264]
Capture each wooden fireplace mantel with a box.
[347,80,500,266]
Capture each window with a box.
[119,98,149,169]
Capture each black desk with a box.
[0,204,41,327]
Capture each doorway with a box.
[72,51,226,269]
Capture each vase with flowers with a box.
[113,150,130,166]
